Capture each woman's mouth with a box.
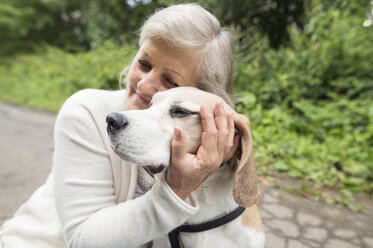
[136,92,151,106]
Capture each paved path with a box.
[0,102,372,248]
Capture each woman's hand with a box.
[166,101,240,200]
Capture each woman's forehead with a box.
[139,39,200,86]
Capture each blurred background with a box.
[0,0,372,210]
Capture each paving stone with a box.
[266,219,299,238]
[350,238,362,247]
[302,239,321,248]
[302,227,328,243]
[322,208,341,219]
[333,228,357,239]
[262,193,279,203]
[288,239,311,248]
[260,208,273,219]
[263,204,293,219]
[355,220,372,232]
[324,239,356,248]
[269,189,281,198]
[264,233,286,248]
[296,212,322,226]
[363,237,373,247]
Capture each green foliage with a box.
[234,0,373,204]
[200,0,306,48]
[0,0,310,57]
[79,0,167,47]
[0,0,89,56]
[0,42,134,111]
[0,0,176,56]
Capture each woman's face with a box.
[125,39,199,110]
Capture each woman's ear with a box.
[233,113,260,207]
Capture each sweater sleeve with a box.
[53,90,199,248]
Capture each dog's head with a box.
[107,87,259,207]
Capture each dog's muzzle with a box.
[106,113,128,134]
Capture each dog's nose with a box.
[106,113,129,133]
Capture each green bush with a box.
[234,1,373,204]
[0,42,135,111]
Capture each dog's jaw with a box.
[109,134,171,168]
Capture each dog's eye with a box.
[170,107,196,118]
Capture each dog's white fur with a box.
[108,87,265,248]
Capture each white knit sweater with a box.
[0,89,199,248]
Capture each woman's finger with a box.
[171,127,188,163]
[224,112,235,153]
[214,101,229,154]
[223,133,240,163]
[214,101,228,131]
[199,104,218,152]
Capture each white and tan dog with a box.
[107,87,265,248]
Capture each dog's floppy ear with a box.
[233,113,260,207]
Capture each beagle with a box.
[107,87,265,248]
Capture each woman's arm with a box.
[53,90,198,248]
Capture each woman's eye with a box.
[165,77,179,88]
[169,107,197,118]
[138,60,151,72]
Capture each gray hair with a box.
[124,3,235,106]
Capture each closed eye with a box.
[164,77,179,88]
[169,106,199,118]
[138,59,151,72]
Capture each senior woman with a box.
[0,3,239,248]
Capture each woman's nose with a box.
[137,73,162,96]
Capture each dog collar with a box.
[168,206,246,248]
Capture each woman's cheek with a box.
[127,67,138,87]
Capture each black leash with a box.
[168,206,246,248]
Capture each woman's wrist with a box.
[167,182,190,201]
[166,174,190,201]
[170,187,189,201]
